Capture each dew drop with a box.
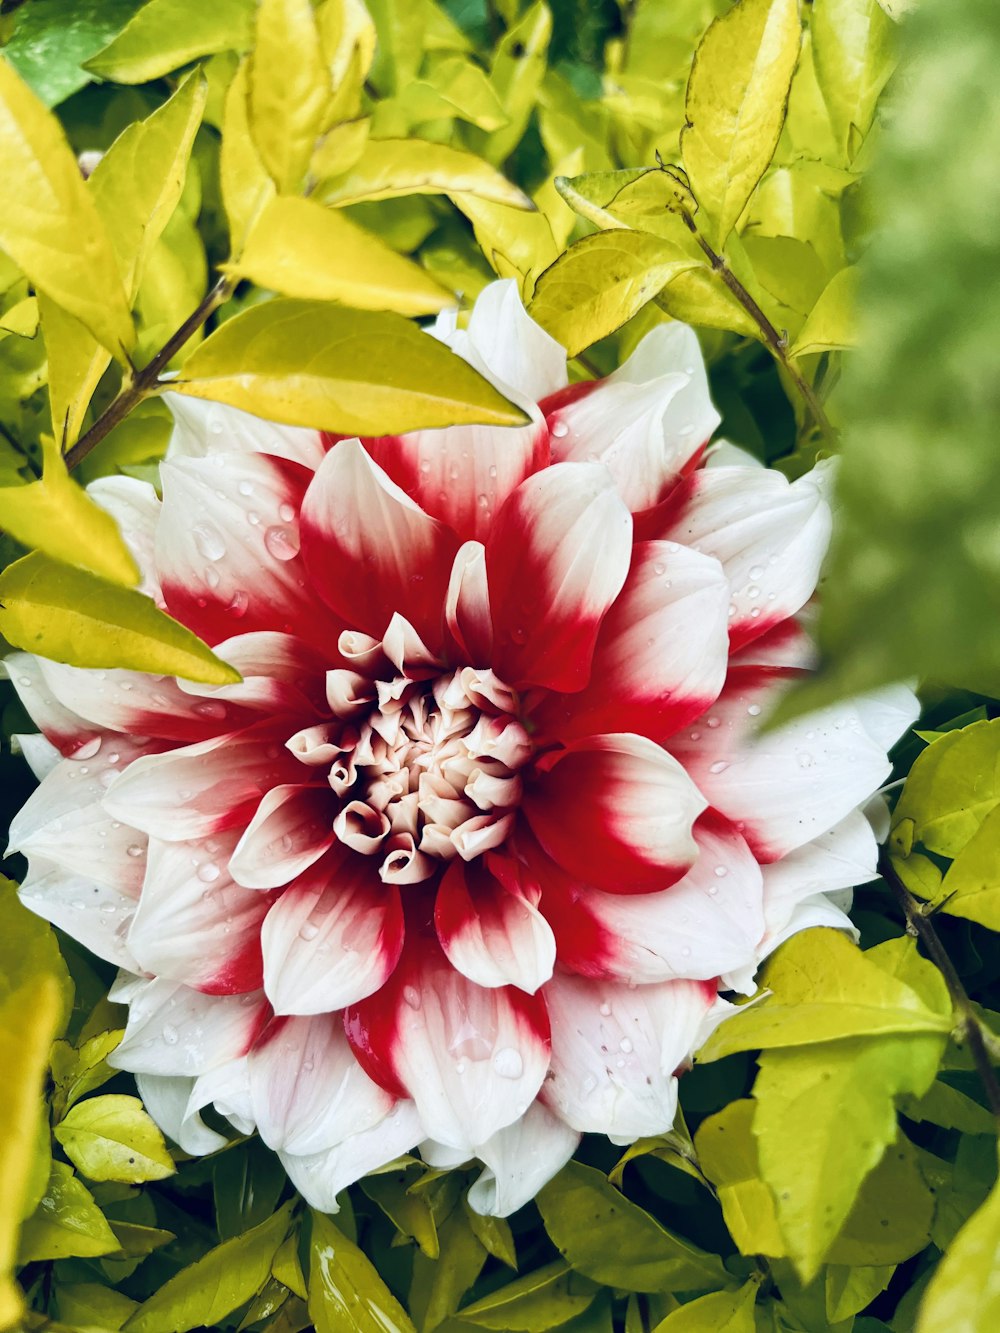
[599,1001,612,1017]
[227,590,249,618]
[403,985,421,1010]
[204,567,221,589]
[298,921,320,941]
[714,865,728,878]
[706,716,720,729]
[195,700,227,721]
[551,420,569,438]
[619,1037,633,1054]
[455,1059,468,1075]
[689,730,701,741]
[162,1023,179,1045]
[749,607,761,618]
[264,525,300,561]
[238,480,254,497]
[797,752,814,769]
[493,1047,524,1079]
[681,945,692,957]
[747,703,762,717]
[197,862,221,883]
[74,736,102,760]
[581,1074,598,1095]
[748,565,764,580]
[709,760,729,774]
[278,502,296,523]
[193,524,226,561]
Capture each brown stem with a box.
[679,211,837,444]
[881,854,1000,1120]
[64,276,236,473]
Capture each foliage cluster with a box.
[0,0,998,1331]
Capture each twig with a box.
[63,276,236,473]
[880,853,1000,1120]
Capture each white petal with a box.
[135,1072,229,1155]
[13,733,61,781]
[88,475,162,600]
[4,652,94,749]
[229,785,335,890]
[18,859,138,969]
[853,684,921,751]
[164,392,326,468]
[459,278,568,403]
[111,979,268,1077]
[280,1100,423,1213]
[468,1102,579,1218]
[435,859,556,993]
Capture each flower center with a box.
[321,667,531,884]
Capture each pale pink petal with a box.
[110,978,269,1077]
[300,439,459,649]
[4,652,96,753]
[279,1100,423,1214]
[128,830,276,994]
[88,476,162,601]
[545,814,764,985]
[135,1072,229,1155]
[445,540,494,662]
[657,464,832,651]
[18,860,138,969]
[157,451,342,650]
[542,973,717,1141]
[435,857,556,993]
[228,784,336,890]
[485,462,632,692]
[177,631,331,718]
[532,541,730,744]
[468,1101,579,1218]
[164,392,326,469]
[524,734,706,893]
[103,726,304,841]
[667,668,895,861]
[345,944,550,1151]
[248,1014,394,1157]
[260,853,404,1015]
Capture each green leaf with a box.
[902,1077,996,1135]
[1,0,145,108]
[935,804,1000,930]
[309,116,371,180]
[212,1139,287,1242]
[249,0,330,194]
[55,1282,138,1332]
[38,292,114,449]
[458,1261,597,1331]
[694,1100,788,1258]
[462,1201,517,1269]
[823,1133,934,1269]
[651,1279,759,1332]
[482,0,552,165]
[811,0,896,166]
[85,0,256,83]
[528,231,699,355]
[18,1160,120,1263]
[359,1166,440,1259]
[89,71,207,303]
[0,56,134,357]
[452,192,559,292]
[825,1266,895,1323]
[315,137,532,209]
[50,1029,124,1119]
[54,1094,175,1184]
[0,875,73,1024]
[788,266,858,359]
[0,977,64,1328]
[0,435,139,585]
[681,0,803,249]
[124,1202,295,1333]
[890,719,1000,861]
[308,1210,417,1333]
[0,551,242,684]
[171,298,530,433]
[394,56,508,132]
[697,929,952,1062]
[916,1148,1000,1332]
[271,1231,307,1301]
[228,195,453,316]
[536,1161,728,1295]
[108,1220,177,1258]
[753,1033,943,1282]
[410,1200,487,1332]
[220,60,275,257]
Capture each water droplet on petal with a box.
[797,752,814,769]
[227,590,249,618]
[551,420,569,438]
[714,865,728,878]
[599,1001,612,1017]
[197,862,220,883]
[299,921,319,941]
[403,985,421,1010]
[619,1037,633,1054]
[493,1047,524,1079]
[709,760,729,774]
[706,716,720,729]
[264,525,300,561]
[162,1023,179,1045]
[193,524,226,561]
[747,704,762,717]
[278,502,296,523]
[238,480,254,497]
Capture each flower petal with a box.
[157,451,341,650]
[260,852,404,1015]
[4,652,96,753]
[656,464,832,651]
[280,1100,423,1214]
[344,942,550,1151]
[135,1072,229,1155]
[248,1013,394,1157]
[532,541,730,743]
[110,978,269,1077]
[300,439,459,649]
[468,1101,579,1218]
[229,784,336,890]
[667,668,896,861]
[447,278,568,404]
[542,973,717,1141]
[164,392,326,469]
[128,830,276,995]
[485,462,632,692]
[445,540,494,663]
[524,734,706,892]
[18,859,138,969]
[88,476,163,601]
[103,726,303,841]
[435,856,556,993]
[544,813,764,984]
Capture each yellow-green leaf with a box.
[915,1150,1000,1333]
[89,71,208,302]
[309,116,371,180]
[124,1203,295,1333]
[0,436,139,585]
[681,0,803,249]
[220,60,275,258]
[484,0,552,165]
[694,1101,787,1258]
[458,1261,597,1331]
[789,265,858,358]
[56,1283,138,1333]
[54,1094,175,1185]
[0,551,241,684]
[0,977,63,1330]
[86,0,256,84]
[452,192,558,295]
[651,1279,759,1332]
[17,1161,120,1264]
[935,804,1000,930]
[529,231,699,356]
[0,56,133,357]
[249,0,330,194]
[890,719,1000,861]
[315,137,532,209]
[50,1029,124,1120]
[38,292,113,450]
[229,195,453,316]
[171,298,530,434]
[812,0,896,165]
[309,1210,417,1333]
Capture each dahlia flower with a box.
[7,281,916,1216]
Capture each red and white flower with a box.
[6,281,917,1216]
